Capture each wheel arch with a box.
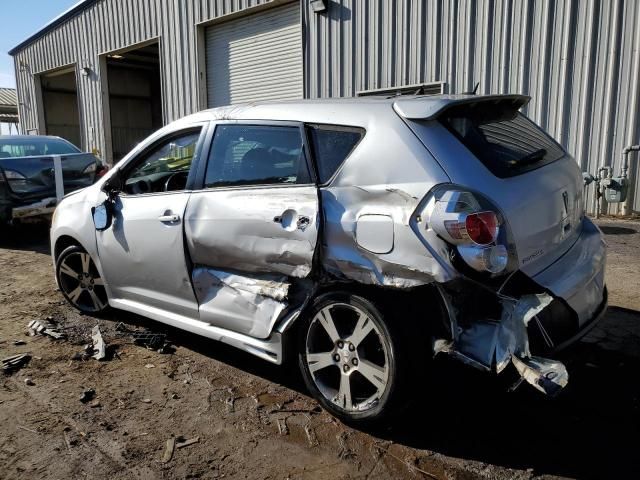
[281,280,449,348]
[53,234,85,262]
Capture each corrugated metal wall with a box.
[12,0,640,213]
[12,0,274,164]
[304,0,640,214]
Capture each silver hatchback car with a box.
[51,95,607,423]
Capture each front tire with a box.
[56,245,109,315]
[298,292,407,424]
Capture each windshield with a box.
[438,105,566,177]
[0,137,80,158]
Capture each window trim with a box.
[304,123,366,187]
[195,120,316,192]
[116,123,208,198]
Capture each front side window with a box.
[124,129,201,194]
[205,125,309,188]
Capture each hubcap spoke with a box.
[306,302,390,413]
[358,359,388,393]
[59,260,80,279]
[67,285,83,303]
[80,253,91,275]
[87,288,105,311]
[337,373,352,409]
[349,312,375,347]
[307,351,335,373]
[92,277,104,286]
[316,307,340,342]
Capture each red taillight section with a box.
[465,211,498,245]
[96,165,110,178]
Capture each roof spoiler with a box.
[393,94,531,120]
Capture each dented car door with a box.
[184,121,319,339]
[96,127,205,318]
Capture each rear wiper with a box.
[510,148,547,167]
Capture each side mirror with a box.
[101,169,123,194]
[92,201,113,231]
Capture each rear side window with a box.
[306,125,364,184]
[439,106,565,178]
[205,125,310,188]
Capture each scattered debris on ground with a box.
[115,322,174,353]
[161,437,176,463]
[28,319,65,339]
[90,325,107,360]
[175,436,199,449]
[1,219,639,479]
[2,353,31,374]
[79,388,95,403]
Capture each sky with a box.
[0,0,79,88]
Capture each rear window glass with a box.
[306,125,364,184]
[439,106,565,178]
[0,137,80,158]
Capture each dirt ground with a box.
[0,218,639,480]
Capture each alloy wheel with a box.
[57,249,107,313]
[304,302,390,413]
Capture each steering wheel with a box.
[128,178,152,195]
[164,171,189,192]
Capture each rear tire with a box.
[297,292,409,425]
[56,245,109,315]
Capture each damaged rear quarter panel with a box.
[320,185,457,287]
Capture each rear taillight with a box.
[96,164,109,178]
[421,187,513,275]
[444,211,499,246]
[465,211,499,245]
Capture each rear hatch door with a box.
[0,153,97,201]
[399,96,584,276]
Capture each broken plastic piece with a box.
[28,319,65,340]
[2,354,31,374]
[511,355,569,396]
[91,325,107,361]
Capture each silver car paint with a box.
[50,95,607,396]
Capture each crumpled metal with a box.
[495,293,553,373]
[440,292,570,396]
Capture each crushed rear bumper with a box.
[435,217,607,396]
[532,217,607,328]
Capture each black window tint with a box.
[439,107,565,178]
[306,125,364,184]
[205,125,308,188]
[124,129,201,194]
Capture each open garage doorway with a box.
[40,67,82,148]
[105,42,162,163]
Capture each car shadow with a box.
[373,306,640,479]
[0,222,51,254]
[106,305,640,479]
[599,225,637,235]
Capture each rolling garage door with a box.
[205,3,303,108]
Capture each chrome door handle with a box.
[158,214,180,223]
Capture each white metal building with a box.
[9,0,640,214]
